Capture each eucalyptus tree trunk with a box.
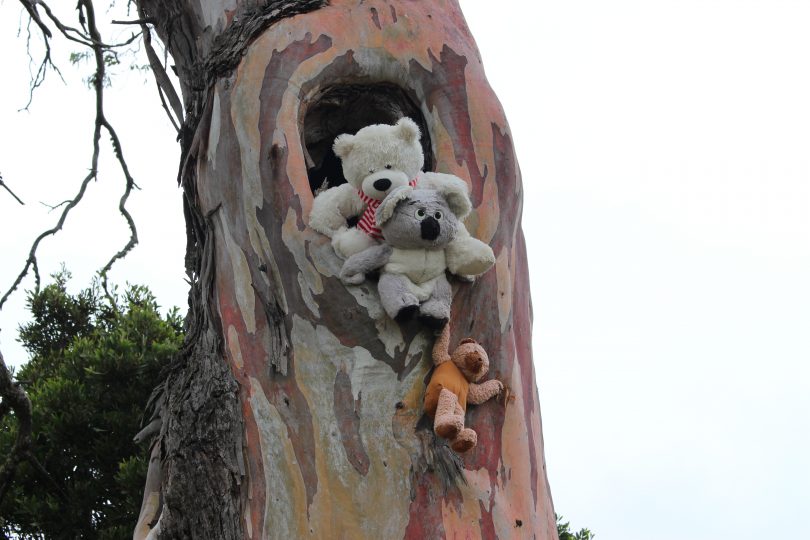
[134,1,557,538]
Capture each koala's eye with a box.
[433,211,443,220]
[385,164,392,169]
[416,208,426,219]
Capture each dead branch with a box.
[0,349,32,504]
[2,0,140,310]
[0,169,96,311]
[112,18,156,26]
[79,0,140,298]
[0,174,25,205]
[39,199,72,212]
[17,0,63,110]
[0,349,68,505]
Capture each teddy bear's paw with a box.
[435,416,463,439]
[451,428,478,453]
[332,227,377,259]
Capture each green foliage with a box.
[0,271,182,539]
[557,513,595,540]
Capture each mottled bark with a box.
[135,1,557,538]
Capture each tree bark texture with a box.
[136,1,557,538]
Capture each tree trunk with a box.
[135,1,557,538]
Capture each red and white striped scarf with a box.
[356,178,418,240]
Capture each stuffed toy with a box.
[339,186,493,328]
[423,322,503,453]
[309,117,495,277]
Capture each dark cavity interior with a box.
[303,83,433,195]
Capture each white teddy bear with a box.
[309,117,495,277]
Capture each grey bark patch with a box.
[333,369,370,475]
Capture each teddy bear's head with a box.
[332,117,425,201]
[452,338,490,382]
[375,186,471,250]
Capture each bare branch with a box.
[98,119,140,298]
[80,0,139,298]
[0,349,68,505]
[112,18,156,26]
[0,350,32,504]
[3,0,141,311]
[17,0,64,110]
[0,169,96,310]
[39,199,73,212]
[0,174,25,205]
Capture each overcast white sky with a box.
[1,1,809,538]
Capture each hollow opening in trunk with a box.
[303,83,433,195]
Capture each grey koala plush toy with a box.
[340,186,495,329]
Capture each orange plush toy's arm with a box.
[432,323,452,365]
[467,379,504,405]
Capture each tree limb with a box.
[0,174,25,205]
[2,0,141,311]
[0,350,32,504]
[0,350,68,505]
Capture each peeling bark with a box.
[135,1,557,538]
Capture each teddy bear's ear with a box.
[376,186,414,226]
[459,338,477,345]
[333,133,355,159]
[442,183,472,219]
[394,117,420,144]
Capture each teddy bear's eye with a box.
[433,211,443,220]
[368,168,375,174]
[385,164,392,169]
[416,208,426,219]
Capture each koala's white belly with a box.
[385,248,446,299]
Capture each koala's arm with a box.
[339,244,392,284]
[309,183,365,237]
[446,225,496,277]
[432,323,452,365]
[467,379,504,405]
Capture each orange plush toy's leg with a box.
[451,428,477,453]
[434,388,464,439]
[450,400,477,452]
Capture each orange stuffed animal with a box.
[423,323,503,452]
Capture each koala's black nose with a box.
[373,178,392,192]
[421,216,440,240]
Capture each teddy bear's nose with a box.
[420,216,440,240]
[373,178,392,192]
[466,354,483,372]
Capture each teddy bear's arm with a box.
[467,379,504,405]
[339,244,393,285]
[432,323,452,365]
[309,183,365,237]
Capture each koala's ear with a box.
[394,117,420,144]
[333,133,355,159]
[376,186,413,226]
[442,183,472,219]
